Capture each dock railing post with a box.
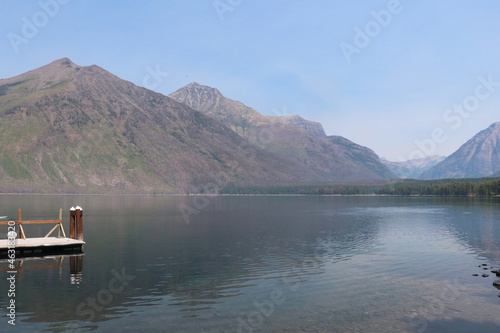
[75,206,83,241]
[70,207,76,239]
[18,208,26,239]
[58,208,62,237]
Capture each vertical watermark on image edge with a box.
[6,221,17,326]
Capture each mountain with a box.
[0,58,318,192]
[169,83,396,181]
[382,155,446,179]
[169,82,326,137]
[420,122,500,179]
[276,115,326,138]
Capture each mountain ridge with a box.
[0,58,320,192]
[169,82,396,181]
[170,82,327,137]
[382,155,446,179]
[421,122,500,179]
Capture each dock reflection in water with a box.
[70,255,84,285]
[0,254,83,284]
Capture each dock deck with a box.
[0,237,85,257]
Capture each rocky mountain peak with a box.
[170,83,328,137]
[0,57,80,86]
[171,82,226,113]
[420,121,500,179]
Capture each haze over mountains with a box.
[0,58,395,193]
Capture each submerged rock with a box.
[493,280,500,289]
[483,274,489,277]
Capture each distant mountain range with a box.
[384,121,500,180]
[1,58,497,193]
[381,155,446,179]
[421,122,500,179]
[0,59,395,193]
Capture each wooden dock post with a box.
[70,207,76,239]
[58,208,62,237]
[18,209,25,239]
[69,206,83,240]
[75,206,83,241]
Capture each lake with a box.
[1,195,500,332]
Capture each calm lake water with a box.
[1,195,500,332]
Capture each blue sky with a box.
[1,0,500,161]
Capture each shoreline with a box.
[0,192,499,198]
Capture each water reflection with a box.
[70,255,84,285]
[439,198,500,265]
[0,254,83,284]
[0,196,500,332]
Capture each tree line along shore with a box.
[219,178,500,196]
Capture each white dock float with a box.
[0,237,85,257]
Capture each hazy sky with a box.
[1,0,500,161]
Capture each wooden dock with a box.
[0,207,85,258]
